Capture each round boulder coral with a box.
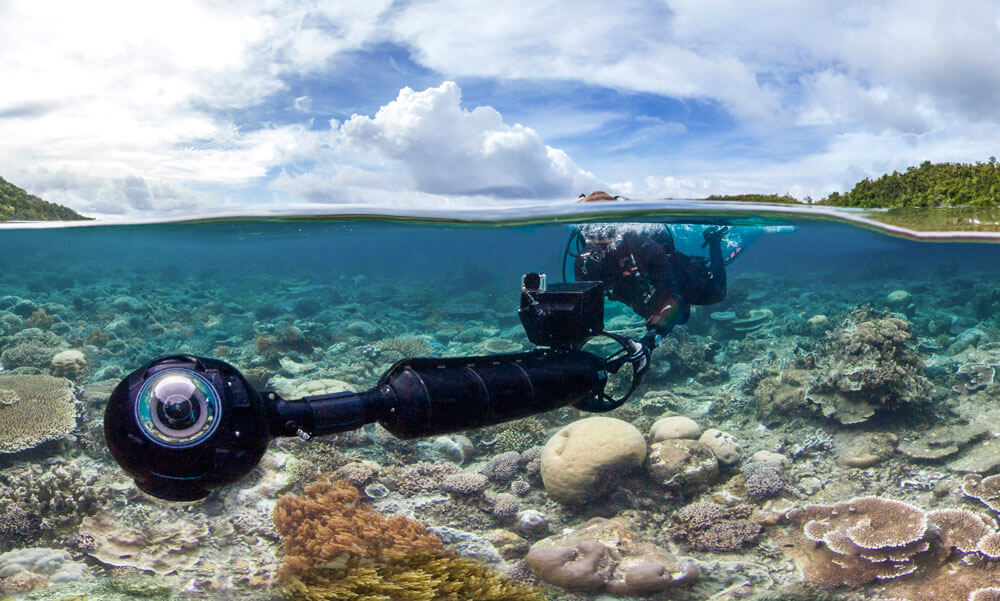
[50,350,87,383]
[649,416,701,442]
[540,417,645,505]
[647,439,718,491]
[698,428,743,465]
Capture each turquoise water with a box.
[1,210,999,600]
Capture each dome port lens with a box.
[134,368,221,448]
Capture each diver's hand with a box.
[702,226,729,248]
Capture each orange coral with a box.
[273,478,444,577]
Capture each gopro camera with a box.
[518,273,604,349]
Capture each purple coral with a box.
[440,472,489,495]
[672,502,760,551]
[741,461,785,501]
[491,492,520,518]
[483,451,521,482]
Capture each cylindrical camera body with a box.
[104,355,270,501]
[376,349,606,439]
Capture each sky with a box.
[2,0,1000,218]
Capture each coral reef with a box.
[0,374,76,452]
[0,459,111,535]
[283,551,545,601]
[671,502,762,551]
[50,348,87,382]
[526,516,698,594]
[1,328,67,370]
[273,478,540,600]
[962,474,1000,512]
[755,309,931,424]
[273,478,445,576]
[647,438,719,491]
[80,513,208,575]
[742,460,786,501]
[785,496,1000,601]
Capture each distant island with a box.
[703,159,1000,209]
[703,193,801,204]
[0,176,90,221]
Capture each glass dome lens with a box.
[134,368,221,448]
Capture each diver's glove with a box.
[701,226,730,248]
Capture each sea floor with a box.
[1,245,999,601]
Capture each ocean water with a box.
[0,209,999,601]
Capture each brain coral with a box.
[0,374,76,453]
[540,416,646,505]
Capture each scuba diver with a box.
[569,224,735,346]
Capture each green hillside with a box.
[820,159,1000,208]
[0,176,90,221]
[703,193,801,204]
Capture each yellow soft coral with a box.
[273,478,443,577]
[274,478,543,601]
[285,553,544,601]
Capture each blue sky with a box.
[2,0,1000,218]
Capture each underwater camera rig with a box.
[104,274,652,501]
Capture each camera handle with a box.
[571,331,653,412]
[269,348,609,441]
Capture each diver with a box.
[569,224,735,347]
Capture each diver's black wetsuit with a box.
[573,228,726,335]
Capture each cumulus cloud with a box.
[338,82,601,198]
[0,0,390,216]
[2,0,1000,215]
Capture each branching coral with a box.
[672,502,761,551]
[756,309,930,424]
[284,551,545,601]
[274,478,542,600]
[374,336,433,363]
[273,478,443,577]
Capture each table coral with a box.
[0,374,76,453]
[962,474,1000,512]
[784,496,1000,601]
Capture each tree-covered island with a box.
[702,159,1000,208]
[0,176,90,221]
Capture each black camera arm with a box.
[105,347,616,502]
[103,277,657,502]
[267,347,608,441]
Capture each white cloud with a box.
[0,0,392,217]
[388,0,781,119]
[2,0,1000,216]
[338,82,601,198]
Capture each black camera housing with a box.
[518,276,604,349]
[104,355,270,502]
